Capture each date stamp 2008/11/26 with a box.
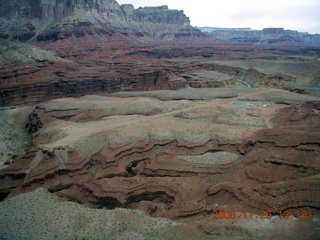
[212,210,308,220]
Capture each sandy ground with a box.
[0,188,319,240]
[0,105,34,169]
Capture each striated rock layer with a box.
[0,39,188,106]
[1,88,319,223]
[2,37,319,106]
[198,27,320,46]
[0,0,203,42]
[1,2,319,106]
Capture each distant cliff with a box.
[197,27,320,46]
[0,0,203,42]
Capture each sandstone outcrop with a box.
[0,1,319,239]
[1,88,319,223]
[1,1,319,107]
[0,39,188,106]
[3,36,320,106]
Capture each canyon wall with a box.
[0,0,201,42]
[198,27,320,46]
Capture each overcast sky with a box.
[117,0,320,34]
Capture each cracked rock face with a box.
[1,88,319,223]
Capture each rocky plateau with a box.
[0,0,320,239]
[198,27,320,46]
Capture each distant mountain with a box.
[0,0,204,43]
[197,27,320,46]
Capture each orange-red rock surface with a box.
[2,36,319,106]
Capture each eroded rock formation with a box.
[3,36,319,106]
[1,88,319,222]
[0,1,319,239]
[0,0,201,42]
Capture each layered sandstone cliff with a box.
[0,0,202,42]
[2,37,319,106]
[198,27,320,46]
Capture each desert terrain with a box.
[0,0,319,239]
